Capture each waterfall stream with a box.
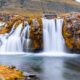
[21,22,32,50]
[0,18,67,53]
[6,23,23,52]
[0,22,32,52]
[56,19,65,52]
[0,22,5,30]
[42,18,65,52]
[0,23,23,52]
[42,18,56,51]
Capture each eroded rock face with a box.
[30,18,43,50]
[62,13,80,51]
[0,13,28,34]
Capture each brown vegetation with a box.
[62,12,80,51]
[0,13,43,50]
[0,65,24,80]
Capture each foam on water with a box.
[0,52,79,58]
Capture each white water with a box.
[56,19,65,52]
[0,22,5,30]
[6,23,23,52]
[21,21,31,50]
[0,23,23,52]
[42,18,65,52]
[0,18,70,54]
[0,35,7,52]
[0,21,32,52]
[42,18,56,51]
[76,0,80,2]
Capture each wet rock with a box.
[30,18,43,50]
[62,13,80,52]
[0,13,43,51]
[23,72,36,77]
[23,72,39,80]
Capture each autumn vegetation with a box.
[0,65,24,80]
[0,13,43,50]
[62,12,80,51]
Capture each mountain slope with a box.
[0,0,80,16]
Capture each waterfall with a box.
[6,23,23,52]
[0,23,15,52]
[42,18,56,51]
[0,21,32,52]
[0,23,23,52]
[21,21,32,50]
[0,22,5,30]
[0,18,66,53]
[56,19,65,52]
[42,18,65,52]
[0,34,7,52]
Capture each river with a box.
[0,54,80,80]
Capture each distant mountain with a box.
[0,0,80,15]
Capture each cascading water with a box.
[42,18,50,51]
[56,19,65,52]
[0,22,5,30]
[6,23,23,52]
[42,18,56,51]
[0,21,33,52]
[0,23,15,52]
[0,18,66,53]
[42,18,65,52]
[0,23,23,52]
[21,22,32,51]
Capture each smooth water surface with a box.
[0,55,80,80]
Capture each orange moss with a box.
[62,12,80,51]
[0,13,43,50]
[0,65,24,80]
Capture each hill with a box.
[0,0,80,16]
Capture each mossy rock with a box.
[0,65,24,80]
[62,13,80,51]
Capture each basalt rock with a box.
[62,12,80,52]
[30,18,43,50]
